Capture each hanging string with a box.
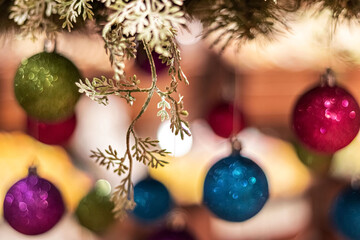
[325,15,336,71]
[231,67,242,153]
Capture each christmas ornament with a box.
[75,179,115,235]
[27,114,77,145]
[14,51,81,122]
[3,167,65,235]
[206,102,245,138]
[0,132,91,214]
[331,186,360,240]
[203,145,269,222]
[136,43,167,75]
[133,178,172,222]
[292,71,360,153]
[293,141,332,174]
[148,228,196,240]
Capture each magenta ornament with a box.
[292,84,360,153]
[135,43,167,75]
[3,167,65,235]
[27,114,77,145]
[206,102,245,138]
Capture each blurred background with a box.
[1,10,360,240]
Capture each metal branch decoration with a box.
[9,0,190,219]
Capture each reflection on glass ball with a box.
[3,169,65,235]
[203,153,269,222]
[331,186,360,240]
[292,85,360,153]
[133,178,171,222]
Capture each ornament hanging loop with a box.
[320,68,336,87]
[351,174,360,190]
[28,165,37,176]
[43,38,57,53]
[28,157,39,175]
[231,136,242,155]
[166,208,188,231]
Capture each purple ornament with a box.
[3,167,65,235]
[147,228,196,240]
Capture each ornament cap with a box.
[43,38,57,53]
[230,137,242,156]
[28,165,38,176]
[320,68,336,87]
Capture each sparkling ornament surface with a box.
[3,168,65,235]
[206,102,245,138]
[292,85,360,153]
[331,186,360,240]
[14,52,81,122]
[203,153,269,222]
[75,180,114,235]
[27,114,77,145]
[133,178,171,221]
[147,228,196,240]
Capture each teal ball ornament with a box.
[133,178,172,222]
[14,52,81,122]
[75,180,115,235]
[203,153,269,222]
[331,186,360,240]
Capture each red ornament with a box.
[206,102,245,138]
[27,114,77,145]
[292,84,360,153]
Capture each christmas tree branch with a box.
[103,40,174,219]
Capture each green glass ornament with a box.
[75,180,115,235]
[14,52,81,122]
[293,141,333,175]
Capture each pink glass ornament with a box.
[292,84,360,153]
[3,167,65,235]
[27,114,77,145]
[206,102,245,138]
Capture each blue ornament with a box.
[203,153,269,222]
[133,178,171,222]
[331,186,360,240]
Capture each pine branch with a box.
[58,0,95,31]
[110,177,135,219]
[9,0,59,39]
[91,146,129,175]
[132,137,170,168]
[104,0,186,56]
[168,95,190,139]
[76,75,149,105]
